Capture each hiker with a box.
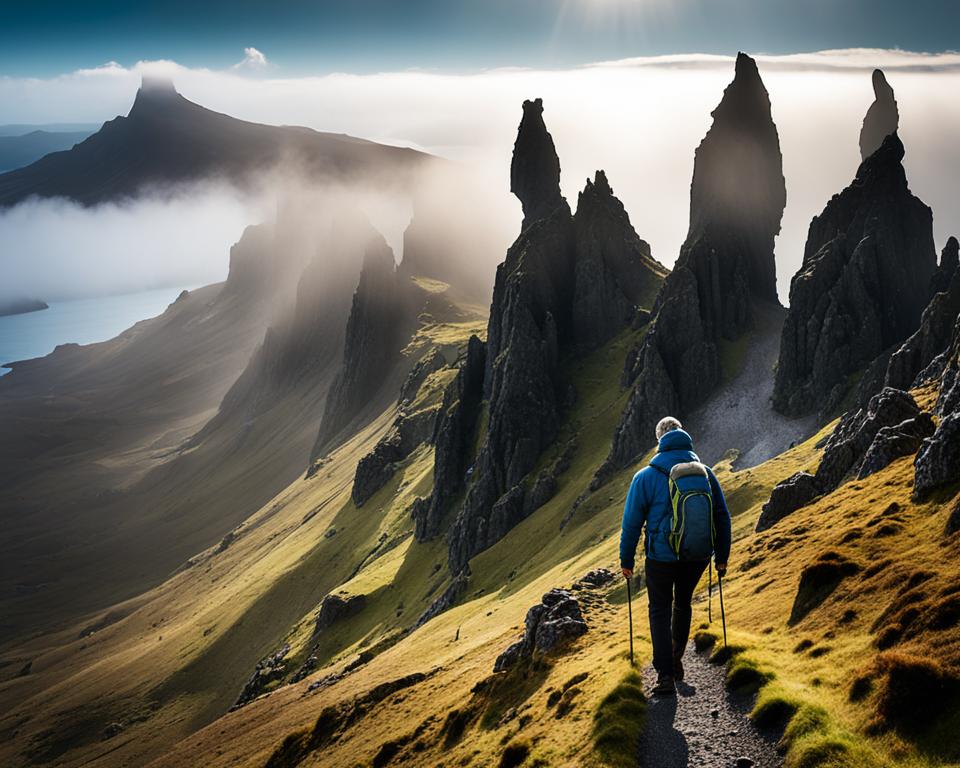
[619,416,731,696]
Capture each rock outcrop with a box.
[232,645,290,709]
[313,593,366,635]
[604,52,785,472]
[312,235,418,456]
[571,170,666,349]
[510,98,566,229]
[760,388,932,529]
[773,130,936,418]
[493,588,588,672]
[859,69,899,161]
[414,336,485,540]
[914,315,960,498]
[351,349,450,506]
[444,99,663,572]
[884,238,960,392]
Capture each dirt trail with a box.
[637,642,783,768]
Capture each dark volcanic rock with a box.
[511,98,566,229]
[232,644,290,709]
[415,569,470,627]
[914,315,960,498]
[756,472,820,532]
[446,101,575,571]
[930,236,959,296]
[314,593,366,634]
[573,568,615,590]
[762,388,930,529]
[859,69,899,161]
[493,588,588,672]
[440,99,661,570]
[604,53,785,471]
[351,349,451,507]
[914,414,960,498]
[571,170,665,349]
[415,335,485,540]
[313,236,417,456]
[858,414,935,479]
[773,132,936,418]
[817,388,923,489]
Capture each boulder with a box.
[493,588,588,672]
[573,568,616,589]
[756,472,820,532]
[314,593,366,635]
[858,414,935,479]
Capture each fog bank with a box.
[2,49,959,304]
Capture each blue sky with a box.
[2,0,959,76]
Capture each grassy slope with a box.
[156,355,960,768]
[5,290,959,768]
[0,285,485,768]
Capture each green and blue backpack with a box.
[651,461,715,561]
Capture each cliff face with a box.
[772,131,936,418]
[571,170,667,349]
[440,99,664,572]
[313,236,418,456]
[604,52,785,472]
[884,237,960,392]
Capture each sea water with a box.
[0,287,190,376]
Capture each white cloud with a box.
[1,49,959,305]
[233,47,269,70]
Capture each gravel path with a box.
[637,642,783,768]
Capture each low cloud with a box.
[1,49,959,304]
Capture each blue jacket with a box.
[619,429,732,568]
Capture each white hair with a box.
[655,416,683,441]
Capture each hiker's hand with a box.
[621,567,633,579]
[715,562,727,576]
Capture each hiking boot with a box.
[652,673,676,696]
[673,651,685,681]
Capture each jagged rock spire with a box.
[600,53,784,474]
[572,170,665,348]
[773,131,936,418]
[859,69,899,161]
[686,51,786,306]
[510,98,565,229]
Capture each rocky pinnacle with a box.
[602,53,785,473]
[859,69,899,161]
[510,98,566,229]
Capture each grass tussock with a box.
[498,740,531,768]
[789,552,860,625]
[871,652,960,735]
[591,671,646,768]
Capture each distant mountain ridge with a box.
[0,130,93,172]
[0,77,433,206]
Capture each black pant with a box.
[644,558,709,675]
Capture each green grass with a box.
[591,671,647,768]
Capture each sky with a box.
[1,1,959,76]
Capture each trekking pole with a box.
[625,575,635,666]
[708,561,713,624]
[717,570,728,649]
